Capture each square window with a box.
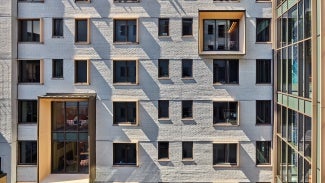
[182,100,193,119]
[52,18,63,37]
[256,59,271,83]
[74,60,89,84]
[256,100,271,124]
[213,102,238,125]
[18,60,41,83]
[75,19,89,43]
[203,20,239,51]
[182,59,193,78]
[158,100,169,119]
[256,141,271,165]
[213,143,238,165]
[113,143,137,165]
[18,100,37,123]
[158,142,169,160]
[18,19,41,42]
[158,18,169,36]
[113,102,137,125]
[182,18,193,36]
[256,18,271,42]
[52,59,63,78]
[114,19,137,43]
[182,142,193,159]
[113,60,137,84]
[213,59,239,84]
[18,141,37,165]
[158,59,169,78]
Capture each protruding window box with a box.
[199,11,246,55]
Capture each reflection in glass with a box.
[204,20,239,51]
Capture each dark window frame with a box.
[182,59,193,78]
[113,60,137,84]
[18,60,41,83]
[182,142,193,160]
[256,18,271,42]
[256,141,271,165]
[158,100,169,119]
[113,143,137,165]
[113,19,138,43]
[52,59,64,78]
[74,60,88,84]
[18,19,41,42]
[182,100,193,119]
[52,18,63,37]
[158,59,169,78]
[75,19,89,43]
[182,18,193,36]
[18,141,37,165]
[213,143,238,165]
[158,18,169,36]
[113,102,137,125]
[256,59,271,84]
[18,100,37,123]
[158,142,169,160]
[213,59,239,84]
[256,100,271,125]
[213,101,238,125]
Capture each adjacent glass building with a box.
[274,0,324,182]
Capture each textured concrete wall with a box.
[17,0,273,182]
[0,0,17,182]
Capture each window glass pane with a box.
[182,59,193,78]
[288,6,297,43]
[297,1,303,41]
[182,100,193,118]
[76,20,87,42]
[288,109,298,147]
[65,102,78,131]
[114,20,137,42]
[79,101,88,131]
[228,144,237,164]
[256,19,270,42]
[19,60,40,83]
[53,18,63,37]
[256,100,271,124]
[19,141,37,164]
[204,20,239,51]
[213,60,238,84]
[113,143,137,165]
[304,0,311,38]
[75,60,87,83]
[281,13,288,47]
[158,142,169,159]
[52,102,65,131]
[256,59,271,83]
[282,48,287,92]
[281,107,287,138]
[182,142,193,159]
[213,102,238,124]
[51,101,89,174]
[256,141,271,164]
[52,59,63,78]
[298,42,304,96]
[114,61,136,83]
[158,19,169,36]
[304,116,311,158]
[287,146,298,182]
[213,144,225,164]
[182,18,193,36]
[158,59,169,78]
[158,100,169,119]
[304,40,311,98]
[19,100,37,123]
[113,102,137,124]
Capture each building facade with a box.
[0,0,273,182]
[273,0,324,182]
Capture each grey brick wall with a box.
[16,0,273,182]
